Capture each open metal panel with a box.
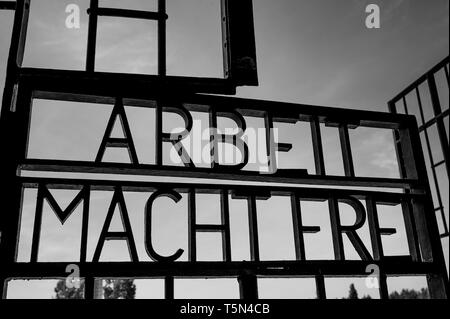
[389,56,449,279]
[1,0,258,98]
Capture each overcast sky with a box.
[0,0,448,299]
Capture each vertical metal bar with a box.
[247,195,260,262]
[0,83,32,288]
[188,189,196,262]
[291,194,303,260]
[402,96,409,115]
[427,273,448,299]
[220,0,230,78]
[400,200,421,262]
[158,0,166,76]
[1,279,8,299]
[165,276,174,300]
[378,272,389,299]
[415,87,425,127]
[80,185,90,263]
[86,0,98,71]
[310,117,326,175]
[209,108,218,168]
[315,275,327,299]
[428,74,449,178]
[221,0,258,85]
[264,112,276,173]
[220,190,232,262]
[328,197,345,260]
[238,273,258,300]
[84,277,95,300]
[338,125,355,177]
[388,101,408,180]
[155,101,163,165]
[366,197,384,260]
[30,184,44,262]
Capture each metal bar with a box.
[165,276,174,300]
[338,125,355,177]
[290,194,320,261]
[86,0,99,71]
[158,0,166,76]
[400,200,421,262]
[315,275,326,299]
[247,195,260,262]
[20,160,420,189]
[378,272,389,299]
[0,80,33,299]
[22,68,236,95]
[155,100,163,165]
[427,74,449,179]
[93,7,167,20]
[209,106,218,168]
[18,176,423,202]
[328,197,345,260]
[220,190,232,262]
[310,117,326,175]
[402,96,409,115]
[30,184,44,262]
[80,185,90,263]
[291,194,304,260]
[366,197,384,260]
[1,0,29,113]
[388,101,409,180]
[433,160,445,168]
[221,0,258,85]
[415,87,425,127]
[264,111,277,173]
[444,64,450,86]
[84,277,95,299]
[20,69,413,127]
[188,189,196,262]
[2,260,439,278]
[238,274,258,300]
[0,1,15,10]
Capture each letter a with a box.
[365,4,380,29]
[65,4,80,29]
[96,98,139,164]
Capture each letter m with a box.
[31,184,90,262]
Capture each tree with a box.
[343,284,429,299]
[389,288,429,299]
[103,279,136,299]
[348,283,359,299]
[54,279,84,299]
[54,279,135,299]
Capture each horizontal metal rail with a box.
[3,260,438,279]
[88,7,168,21]
[0,1,15,10]
[19,160,419,189]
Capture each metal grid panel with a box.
[388,56,449,279]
